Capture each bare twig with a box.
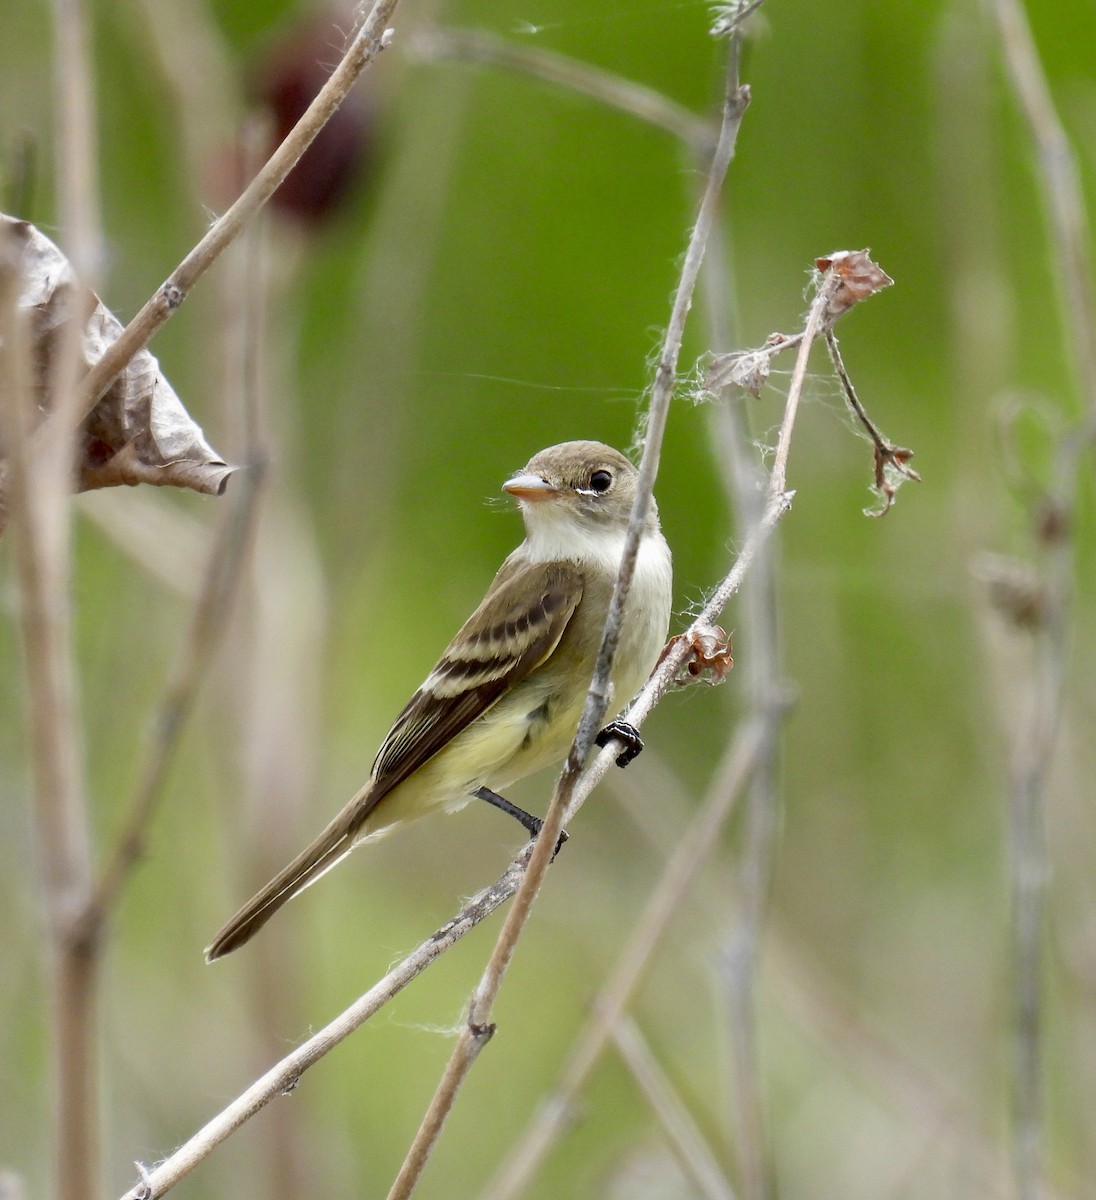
[385,60,752,1200]
[77,464,264,945]
[702,250,901,518]
[988,2,1096,1196]
[116,861,526,1200]
[1,3,109,1195]
[0,223,96,1200]
[699,137,780,1200]
[480,715,772,1200]
[112,476,789,1200]
[765,276,837,500]
[824,329,919,516]
[990,0,1096,424]
[411,27,718,153]
[611,1016,739,1200]
[66,0,400,429]
[710,0,771,38]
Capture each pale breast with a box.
[610,532,674,707]
[486,528,673,788]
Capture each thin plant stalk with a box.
[698,113,780,1200]
[480,716,770,1200]
[410,27,717,153]
[989,1,1096,1195]
[611,1016,739,1200]
[114,477,791,1200]
[7,0,108,1193]
[68,0,402,428]
[0,230,95,1200]
[384,59,753,1200]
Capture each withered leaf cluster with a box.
[0,214,235,502]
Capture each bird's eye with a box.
[588,469,613,493]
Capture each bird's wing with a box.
[204,558,583,961]
[357,558,584,826]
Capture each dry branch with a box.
[0,207,97,1200]
[385,54,752,1200]
[69,0,400,430]
[115,486,786,1200]
[702,249,911,515]
[989,2,1096,1197]
[410,27,717,153]
[611,1016,739,1200]
[481,716,772,1200]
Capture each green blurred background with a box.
[3,0,1096,1196]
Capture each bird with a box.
[205,440,673,961]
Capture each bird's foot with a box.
[596,719,644,768]
[475,786,568,856]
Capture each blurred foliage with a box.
[3,0,1096,1197]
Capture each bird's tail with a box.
[204,812,357,962]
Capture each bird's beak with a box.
[503,473,559,502]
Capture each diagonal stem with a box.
[384,57,752,1200]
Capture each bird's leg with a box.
[596,719,644,767]
[474,786,568,854]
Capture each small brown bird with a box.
[205,441,672,961]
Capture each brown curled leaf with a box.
[867,442,921,518]
[659,624,734,686]
[816,249,894,320]
[1,213,236,498]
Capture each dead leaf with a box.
[816,249,894,319]
[866,441,921,518]
[0,213,236,498]
[702,348,770,398]
[660,624,734,686]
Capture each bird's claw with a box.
[528,815,569,858]
[596,719,644,768]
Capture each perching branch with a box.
[481,715,773,1200]
[110,239,894,1190]
[385,52,752,1200]
[116,489,785,1200]
[117,861,525,1200]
